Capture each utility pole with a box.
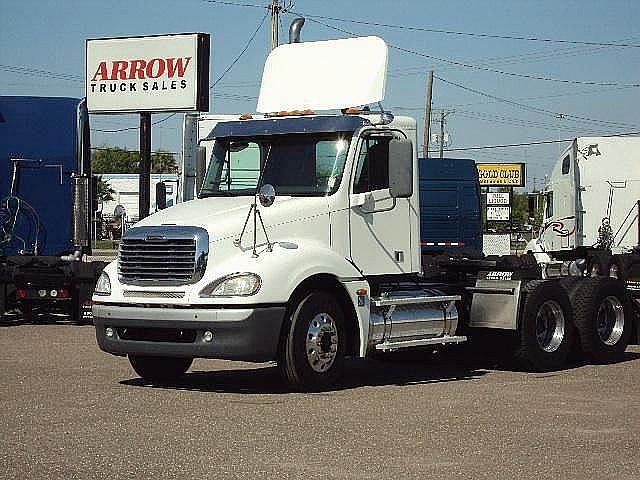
[270,0,281,51]
[138,112,151,220]
[435,109,454,159]
[422,70,433,158]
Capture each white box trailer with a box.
[100,173,178,221]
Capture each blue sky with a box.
[1,0,638,188]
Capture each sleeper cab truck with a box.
[92,112,636,390]
[526,136,640,344]
[0,96,105,322]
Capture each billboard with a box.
[486,206,511,221]
[486,192,510,205]
[477,163,525,187]
[86,33,209,113]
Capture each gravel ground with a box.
[1,321,639,479]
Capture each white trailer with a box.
[92,32,638,391]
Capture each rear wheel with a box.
[513,280,575,371]
[128,355,193,383]
[279,291,346,391]
[589,255,609,277]
[569,277,632,362]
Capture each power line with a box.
[210,9,269,89]
[427,131,640,153]
[434,75,639,129]
[92,10,268,134]
[202,0,267,9]
[289,12,640,48]
[302,16,640,88]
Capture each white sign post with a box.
[86,33,209,219]
[86,33,209,113]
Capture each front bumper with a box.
[93,303,286,362]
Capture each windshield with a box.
[199,133,351,197]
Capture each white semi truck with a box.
[93,32,638,390]
[527,136,639,275]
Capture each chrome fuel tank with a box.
[368,289,459,349]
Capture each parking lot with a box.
[1,320,639,480]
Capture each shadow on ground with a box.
[120,348,491,395]
[120,343,640,395]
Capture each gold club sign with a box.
[476,163,525,187]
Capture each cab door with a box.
[348,133,412,275]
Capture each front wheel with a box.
[129,355,193,383]
[513,280,575,371]
[279,291,346,391]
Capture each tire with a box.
[128,355,193,383]
[569,277,632,363]
[513,280,575,371]
[279,291,346,391]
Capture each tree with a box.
[92,147,177,174]
[96,175,115,203]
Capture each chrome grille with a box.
[118,226,208,286]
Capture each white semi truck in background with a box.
[527,136,640,285]
[93,30,639,391]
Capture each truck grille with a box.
[118,226,208,286]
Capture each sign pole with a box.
[139,112,151,220]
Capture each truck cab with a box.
[94,35,637,390]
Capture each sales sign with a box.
[487,206,511,221]
[477,163,525,187]
[486,192,510,205]
[86,33,210,113]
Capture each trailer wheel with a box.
[128,355,193,383]
[514,280,575,371]
[570,277,632,363]
[609,256,626,281]
[279,291,346,391]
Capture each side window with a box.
[220,141,261,190]
[545,192,554,218]
[561,154,570,175]
[353,136,390,194]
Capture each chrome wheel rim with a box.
[536,300,565,352]
[609,264,620,279]
[306,313,338,372]
[596,296,625,345]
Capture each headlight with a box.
[94,272,112,296]
[199,273,261,297]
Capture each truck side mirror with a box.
[155,182,167,211]
[196,146,207,193]
[388,139,413,198]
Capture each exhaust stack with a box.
[288,18,305,44]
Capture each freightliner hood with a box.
[133,195,330,245]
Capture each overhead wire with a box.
[427,131,640,153]
[288,12,640,48]
[301,16,640,88]
[434,75,639,129]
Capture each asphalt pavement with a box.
[1,320,639,479]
